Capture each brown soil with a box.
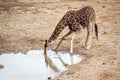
[0,0,120,80]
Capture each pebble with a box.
[0,64,4,69]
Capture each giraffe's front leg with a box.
[70,35,75,53]
[70,34,76,64]
[84,22,93,50]
[53,31,73,52]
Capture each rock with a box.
[0,64,4,69]
[48,77,52,80]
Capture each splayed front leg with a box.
[70,35,75,53]
[53,31,73,52]
[70,34,76,64]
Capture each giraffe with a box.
[45,6,98,52]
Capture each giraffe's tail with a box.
[94,23,98,40]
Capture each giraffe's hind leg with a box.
[84,21,94,50]
[53,31,73,51]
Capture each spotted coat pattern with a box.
[48,6,96,44]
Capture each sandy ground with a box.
[0,0,120,80]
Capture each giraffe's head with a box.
[44,40,47,54]
[44,40,48,48]
[44,40,54,48]
[44,40,54,54]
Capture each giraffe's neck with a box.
[47,19,67,46]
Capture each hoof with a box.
[52,49,58,54]
[84,46,90,50]
[64,63,69,67]
[70,52,73,54]
[52,49,56,51]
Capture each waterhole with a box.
[0,49,84,80]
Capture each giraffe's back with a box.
[64,6,96,30]
[76,6,95,27]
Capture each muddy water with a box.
[0,50,84,80]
